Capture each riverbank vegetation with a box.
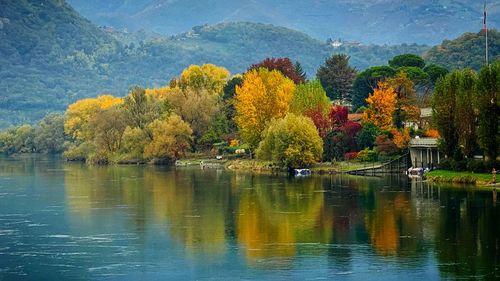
[2,52,465,169]
[425,170,494,185]
[432,62,500,173]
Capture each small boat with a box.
[294,169,311,176]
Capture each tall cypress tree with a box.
[476,62,500,160]
[433,73,459,158]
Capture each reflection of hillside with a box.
[237,177,333,264]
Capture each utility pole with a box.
[484,1,489,65]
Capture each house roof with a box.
[420,108,432,118]
[409,137,438,147]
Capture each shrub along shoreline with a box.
[425,170,497,186]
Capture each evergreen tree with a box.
[316,54,357,102]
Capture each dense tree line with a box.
[432,62,499,171]
[2,53,497,171]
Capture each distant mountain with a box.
[424,29,500,70]
[0,0,431,128]
[67,0,500,45]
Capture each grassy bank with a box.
[311,161,384,174]
[425,170,495,185]
[222,159,384,174]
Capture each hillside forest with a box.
[1,0,499,128]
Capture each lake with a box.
[0,156,498,280]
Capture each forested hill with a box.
[0,0,496,128]
[424,29,500,70]
[67,0,500,45]
[0,0,429,128]
[0,0,121,126]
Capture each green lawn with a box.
[426,170,494,184]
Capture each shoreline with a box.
[425,170,498,187]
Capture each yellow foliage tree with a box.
[363,82,396,131]
[64,95,124,141]
[145,86,173,100]
[179,64,230,95]
[235,68,296,149]
[144,114,193,160]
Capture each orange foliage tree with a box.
[363,81,396,131]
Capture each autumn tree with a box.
[257,114,323,168]
[234,68,296,149]
[289,80,330,115]
[316,54,357,102]
[178,64,230,95]
[249,57,305,84]
[387,72,418,128]
[165,87,220,143]
[120,127,149,160]
[363,82,397,131]
[91,106,127,154]
[323,106,361,161]
[144,114,193,160]
[304,106,331,138]
[476,61,500,160]
[352,66,396,110]
[64,95,123,143]
[123,86,164,134]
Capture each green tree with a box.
[423,64,449,85]
[316,54,357,102]
[289,80,330,115]
[389,54,425,69]
[455,69,478,158]
[120,126,149,160]
[476,61,500,160]
[352,66,396,110]
[34,113,66,154]
[257,114,323,168]
[123,86,162,133]
[357,122,381,150]
[294,61,307,82]
[433,72,459,158]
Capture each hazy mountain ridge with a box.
[67,0,500,44]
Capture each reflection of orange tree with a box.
[148,169,230,257]
[237,177,332,264]
[364,192,420,256]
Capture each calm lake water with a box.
[0,156,498,280]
